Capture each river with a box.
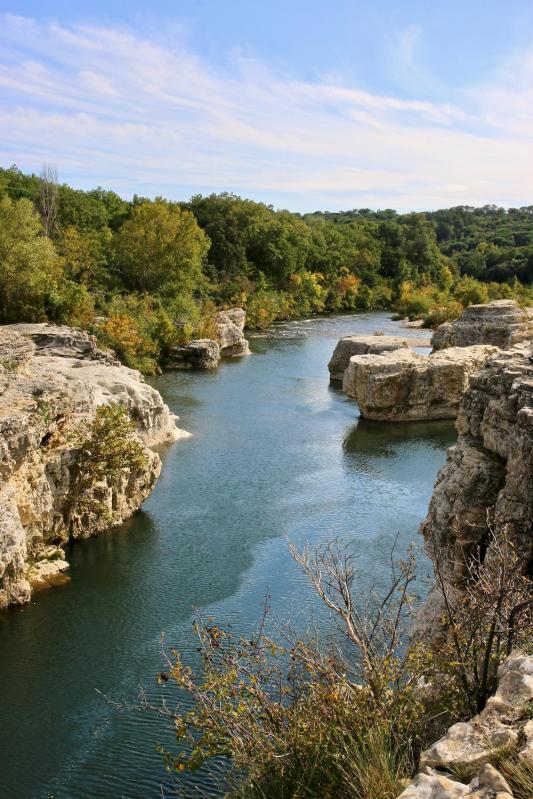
[0,313,455,798]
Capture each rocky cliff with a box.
[342,345,499,421]
[420,347,533,581]
[0,324,188,609]
[432,300,533,351]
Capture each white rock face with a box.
[342,345,499,421]
[432,300,533,351]
[0,325,188,609]
[421,348,533,581]
[216,308,250,356]
[328,335,410,382]
[399,653,533,799]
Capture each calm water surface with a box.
[0,313,455,798]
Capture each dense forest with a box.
[1,164,532,373]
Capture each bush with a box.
[71,405,146,524]
[153,531,533,798]
[453,275,489,306]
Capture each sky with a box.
[1,0,533,212]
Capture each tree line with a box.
[1,164,531,372]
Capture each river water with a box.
[0,313,455,799]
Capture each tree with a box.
[113,200,210,295]
[39,163,58,236]
[0,196,60,323]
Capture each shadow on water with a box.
[343,417,457,457]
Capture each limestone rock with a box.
[432,301,533,351]
[166,338,221,370]
[519,719,533,760]
[0,325,188,609]
[419,654,531,772]
[342,345,499,421]
[216,308,250,356]
[328,335,409,382]
[166,308,250,370]
[470,764,512,795]
[397,771,469,798]
[421,349,533,580]
[404,654,533,799]
[419,719,518,771]
[6,322,120,365]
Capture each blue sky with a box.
[1,1,533,211]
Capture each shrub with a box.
[153,529,533,798]
[70,404,146,524]
[453,275,489,307]
[154,541,430,797]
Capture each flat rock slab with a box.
[342,345,499,421]
[328,335,410,382]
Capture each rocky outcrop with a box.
[398,653,533,798]
[342,345,499,421]
[328,335,410,382]
[6,323,120,365]
[166,339,221,371]
[0,324,188,609]
[216,308,250,357]
[421,347,533,581]
[432,301,533,351]
[166,308,250,370]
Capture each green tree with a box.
[0,196,60,323]
[113,200,210,295]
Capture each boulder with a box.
[216,308,250,356]
[342,345,499,421]
[166,339,221,370]
[0,325,188,610]
[328,335,409,382]
[419,719,518,771]
[397,771,469,798]
[432,300,533,351]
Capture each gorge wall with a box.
[0,324,187,609]
[421,346,533,582]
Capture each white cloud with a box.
[0,14,532,210]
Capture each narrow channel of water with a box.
[0,313,455,798]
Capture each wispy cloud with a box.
[0,13,533,210]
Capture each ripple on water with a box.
[0,312,455,799]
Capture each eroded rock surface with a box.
[216,308,250,357]
[399,654,533,798]
[421,348,533,579]
[342,345,498,421]
[432,301,533,351]
[0,325,187,609]
[166,338,221,370]
[328,335,409,382]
